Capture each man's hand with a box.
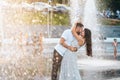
[68,46,77,52]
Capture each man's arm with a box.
[60,37,77,52]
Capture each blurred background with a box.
[0,0,120,80]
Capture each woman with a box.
[59,23,92,80]
[39,33,43,54]
[112,39,118,59]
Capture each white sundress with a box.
[59,39,82,80]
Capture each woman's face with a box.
[81,30,85,37]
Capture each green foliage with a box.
[53,13,70,26]
[20,12,70,25]
[99,18,120,25]
[96,0,120,12]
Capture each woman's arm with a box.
[112,42,114,46]
[71,25,85,46]
[117,42,118,47]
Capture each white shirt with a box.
[55,29,78,56]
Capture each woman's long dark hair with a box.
[84,28,92,57]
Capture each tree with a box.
[110,0,120,12]
[96,0,120,12]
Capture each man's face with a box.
[75,26,83,35]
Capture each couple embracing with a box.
[51,22,92,80]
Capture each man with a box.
[51,23,84,80]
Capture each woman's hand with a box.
[71,23,85,46]
[71,23,77,35]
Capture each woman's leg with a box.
[51,50,63,80]
[114,48,117,59]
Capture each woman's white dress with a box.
[59,39,82,80]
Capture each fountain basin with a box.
[78,59,120,71]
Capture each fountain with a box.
[83,0,104,56]
[0,1,4,46]
[0,0,120,80]
[69,0,84,25]
[0,1,51,80]
[69,0,120,80]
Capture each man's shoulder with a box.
[62,29,73,37]
[64,29,71,33]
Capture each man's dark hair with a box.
[76,23,84,27]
